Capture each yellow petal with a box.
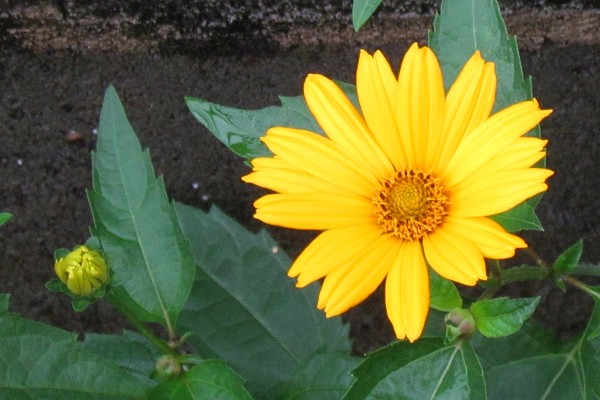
[262,127,377,195]
[437,216,526,259]
[289,223,382,285]
[254,192,374,230]
[385,241,430,342]
[396,44,445,171]
[243,157,356,195]
[422,227,487,285]
[356,50,407,171]
[318,234,398,317]
[473,137,548,172]
[434,51,496,173]
[304,73,392,179]
[449,168,553,217]
[443,100,552,187]
[395,43,419,168]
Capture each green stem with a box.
[565,276,600,302]
[106,292,177,356]
[479,265,550,300]
[524,247,550,269]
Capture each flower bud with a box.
[444,308,476,342]
[54,246,109,296]
[155,355,182,380]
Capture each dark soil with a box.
[0,1,599,354]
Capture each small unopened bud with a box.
[445,308,476,342]
[155,355,182,380]
[54,246,109,296]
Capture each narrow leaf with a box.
[470,297,539,338]
[553,239,584,274]
[0,312,149,399]
[572,263,600,277]
[175,203,351,398]
[429,0,545,233]
[352,0,383,31]
[146,359,253,400]
[430,268,463,312]
[89,85,195,328]
[344,338,486,400]
[0,212,11,226]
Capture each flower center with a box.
[373,170,448,241]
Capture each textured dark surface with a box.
[0,1,599,354]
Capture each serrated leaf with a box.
[470,297,539,338]
[88,85,195,329]
[344,338,486,399]
[430,268,463,312]
[0,212,11,226]
[0,312,149,399]
[553,239,584,274]
[429,0,545,233]
[279,352,359,400]
[174,203,352,399]
[352,0,383,31]
[146,359,253,400]
[186,95,322,162]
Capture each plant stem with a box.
[106,291,177,356]
[565,276,600,302]
[479,264,550,300]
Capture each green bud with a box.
[54,246,109,296]
[155,355,182,380]
[445,308,476,342]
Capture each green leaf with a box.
[471,321,565,370]
[279,352,359,400]
[0,293,9,313]
[352,0,383,31]
[490,202,543,233]
[89,85,195,329]
[0,311,149,399]
[479,298,600,399]
[175,203,352,399]
[0,212,11,226]
[429,0,533,111]
[470,297,539,338]
[344,338,486,399]
[430,268,463,312]
[429,0,545,233]
[81,331,160,386]
[186,95,322,163]
[572,263,600,277]
[553,239,584,274]
[146,359,253,400]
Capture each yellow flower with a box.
[54,246,109,296]
[243,43,553,342]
